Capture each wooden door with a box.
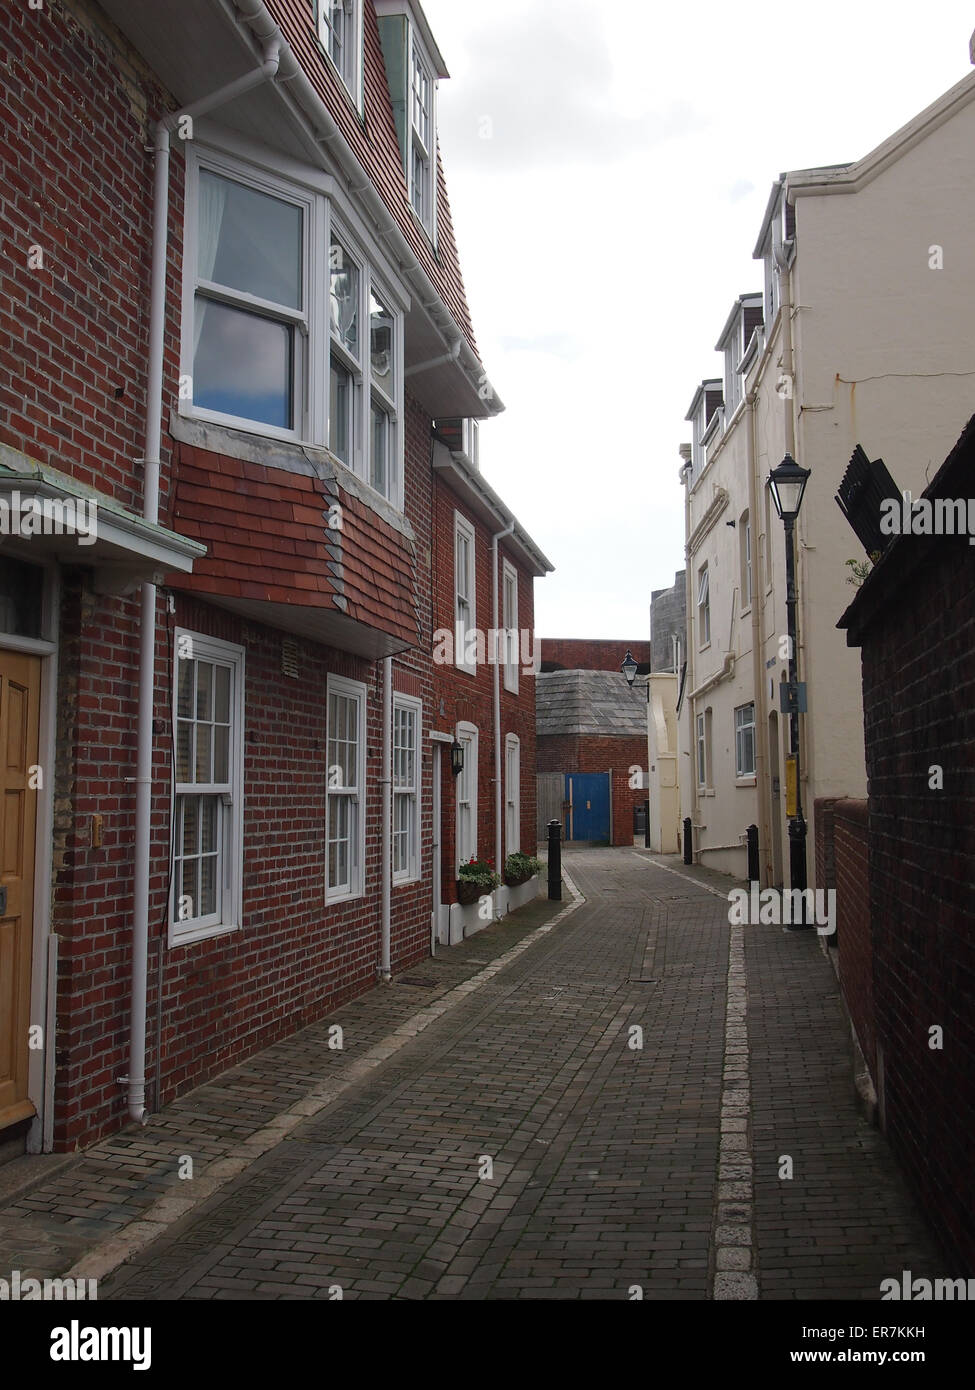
[0,649,40,1130]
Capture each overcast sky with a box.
[421,0,975,641]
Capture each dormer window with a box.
[376,1,447,243]
[410,41,434,231]
[318,0,362,103]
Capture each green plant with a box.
[504,851,541,883]
[457,855,500,891]
[845,551,881,587]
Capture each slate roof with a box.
[535,670,647,738]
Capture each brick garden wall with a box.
[537,733,647,846]
[540,639,650,673]
[815,797,875,1079]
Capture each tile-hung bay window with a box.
[455,512,476,674]
[171,632,244,944]
[502,558,518,695]
[409,34,435,236]
[697,564,710,647]
[455,722,478,868]
[326,675,367,901]
[735,702,756,779]
[392,694,421,883]
[184,152,405,506]
[505,734,521,855]
[317,0,362,103]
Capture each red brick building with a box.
[536,641,648,846]
[822,414,975,1273]
[0,0,550,1155]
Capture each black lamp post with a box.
[768,453,811,925]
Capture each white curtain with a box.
[194,174,228,358]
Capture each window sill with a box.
[699,640,711,653]
[740,604,752,618]
[169,922,239,949]
[736,776,757,788]
[326,889,363,907]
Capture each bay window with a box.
[184,152,405,507]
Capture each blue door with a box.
[565,773,610,842]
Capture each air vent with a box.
[281,638,299,679]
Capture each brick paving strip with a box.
[0,878,582,1289]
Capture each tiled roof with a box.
[535,670,647,738]
[266,0,477,356]
[169,443,417,649]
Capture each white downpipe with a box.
[380,657,392,982]
[126,42,281,1127]
[492,521,515,879]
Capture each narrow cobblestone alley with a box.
[42,847,934,1302]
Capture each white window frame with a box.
[735,702,757,779]
[392,692,422,885]
[183,155,315,444]
[698,564,710,648]
[317,0,363,108]
[170,630,245,946]
[505,733,521,856]
[407,25,437,241]
[741,511,752,609]
[455,721,478,870]
[454,511,477,675]
[180,147,406,510]
[502,558,519,695]
[724,334,742,418]
[326,673,368,903]
[696,711,707,790]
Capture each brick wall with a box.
[432,478,538,893]
[539,639,650,673]
[538,733,647,846]
[857,536,975,1272]
[816,797,875,1078]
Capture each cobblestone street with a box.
[1,849,940,1301]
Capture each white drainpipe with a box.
[380,656,392,983]
[124,39,281,1127]
[492,521,516,883]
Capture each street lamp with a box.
[620,650,639,687]
[450,739,464,777]
[768,453,811,926]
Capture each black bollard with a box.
[683,817,693,865]
[547,819,562,901]
[643,799,651,849]
[746,824,759,884]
